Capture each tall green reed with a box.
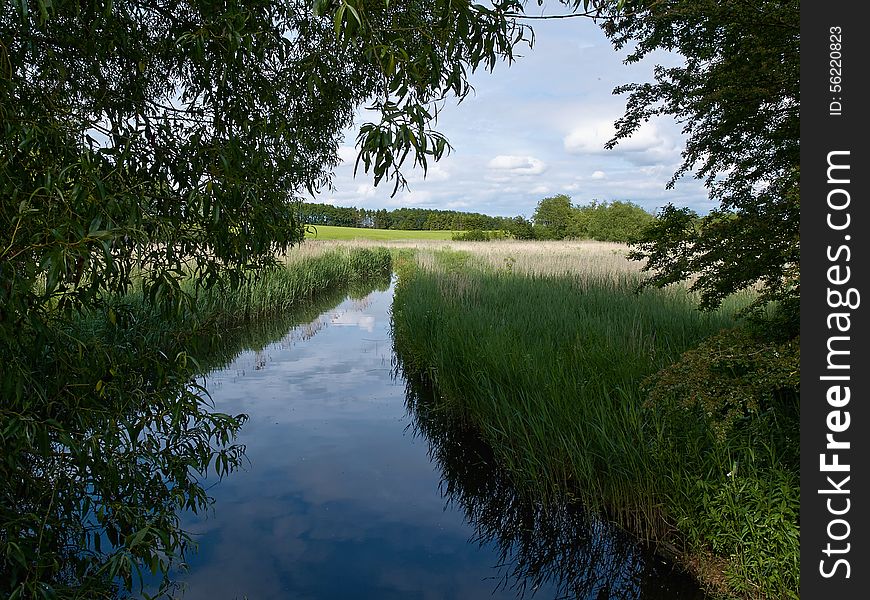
[392,259,739,527]
[391,250,797,599]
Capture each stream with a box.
[165,279,706,600]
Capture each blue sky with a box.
[314,15,715,219]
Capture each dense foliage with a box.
[1,0,529,596]
[643,326,800,598]
[602,0,800,316]
[532,195,654,242]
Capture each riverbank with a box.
[388,241,799,599]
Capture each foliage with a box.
[313,0,534,191]
[1,296,250,598]
[531,194,574,239]
[531,195,654,242]
[570,200,655,242]
[643,326,800,599]
[603,0,800,314]
[680,468,799,600]
[644,327,799,445]
[504,215,537,240]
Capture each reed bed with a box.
[302,239,643,278]
[196,245,392,323]
[84,246,393,362]
[392,259,738,519]
[389,244,796,599]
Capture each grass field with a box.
[304,224,457,241]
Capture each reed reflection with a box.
[402,374,705,600]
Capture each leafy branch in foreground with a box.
[603,0,799,320]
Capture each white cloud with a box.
[590,170,606,180]
[354,183,377,198]
[529,184,551,194]
[487,155,547,176]
[385,190,433,208]
[563,118,617,155]
[563,117,680,166]
[445,200,471,209]
[337,145,358,164]
[407,162,451,183]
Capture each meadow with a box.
[380,239,799,600]
[303,224,457,241]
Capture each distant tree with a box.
[373,209,393,229]
[567,200,596,239]
[575,200,655,242]
[505,215,537,240]
[532,194,574,239]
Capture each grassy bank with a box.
[390,244,798,599]
[189,245,391,323]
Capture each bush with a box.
[571,201,655,242]
[644,326,800,598]
[645,327,799,444]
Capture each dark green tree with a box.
[532,194,574,239]
[571,200,655,242]
[505,215,537,240]
[600,0,799,320]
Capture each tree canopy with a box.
[299,201,514,231]
[602,0,800,318]
[532,195,655,242]
[532,194,575,239]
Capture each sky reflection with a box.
[166,283,704,600]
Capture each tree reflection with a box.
[401,374,704,600]
[1,274,391,599]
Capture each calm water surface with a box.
[169,281,706,600]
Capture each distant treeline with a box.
[301,196,657,243]
[299,202,511,231]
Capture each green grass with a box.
[390,251,797,599]
[392,258,737,514]
[305,224,457,241]
[188,246,391,323]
